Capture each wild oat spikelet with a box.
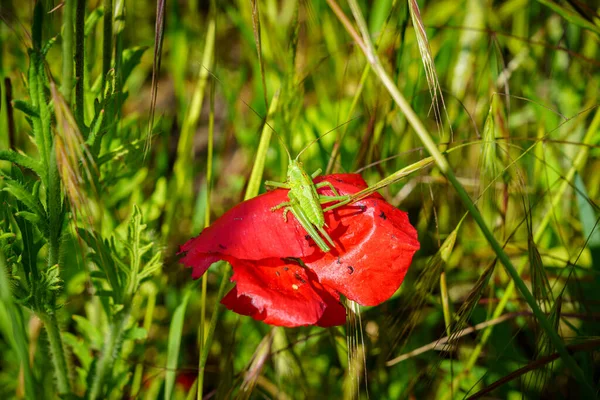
[50,83,97,223]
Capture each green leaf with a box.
[124,327,148,341]
[245,90,280,200]
[0,247,37,398]
[575,174,600,250]
[63,332,93,370]
[2,179,48,232]
[0,150,42,177]
[72,315,103,349]
[12,100,39,118]
[84,7,104,36]
[42,35,59,56]
[121,46,149,84]
[536,0,600,36]
[78,229,123,303]
[14,211,44,230]
[164,288,192,400]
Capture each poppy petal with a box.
[180,173,419,325]
[179,189,313,269]
[179,174,373,265]
[306,198,419,306]
[220,258,346,327]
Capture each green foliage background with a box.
[0,0,599,399]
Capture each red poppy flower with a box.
[180,174,419,327]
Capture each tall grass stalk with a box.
[195,88,280,398]
[102,0,113,96]
[61,0,74,103]
[1,1,598,398]
[0,247,36,399]
[457,107,600,384]
[197,73,216,400]
[330,0,596,395]
[165,11,215,237]
[74,0,85,127]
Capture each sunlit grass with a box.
[0,0,599,399]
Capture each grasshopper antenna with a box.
[295,115,362,160]
[202,66,293,161]
[240,97,293,161]
[203,65,360,164]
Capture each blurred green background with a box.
[0,0,599,398]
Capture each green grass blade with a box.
[462,107,600,378]
[0,150,42,176]
[0,247,37,400]
[197,55,217,400]
[250,0,268,108]
[197,268,230,399]
[145,0,167,155]
[164,12,216,237]
[102,0,113,96]
[245,90,280,201]
[332,0,596,395]
[536,0,600,35]
[74,0,86,128]
[165,288,192,400]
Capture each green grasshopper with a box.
[265,142,351,253]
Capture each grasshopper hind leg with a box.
[290,203,331,252]
[317,225,336,249]
[315,180,343,197]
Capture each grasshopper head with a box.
[287,159,304,180]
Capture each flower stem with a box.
[87,307,130,400]
[197,268,230,398]
[130,285,157,397]
[40,313,71,396]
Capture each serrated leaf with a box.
[12,100,39,118]
[14,211,48,237]
[0,150,43,177]
[2,179,47,235]
[0,233,15,241]
[77,228,122,302]
[138,252,162,281]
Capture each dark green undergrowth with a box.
[0,0,599,399]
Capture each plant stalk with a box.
[88,307,130,400]
[60,0,74,104]
[102,0,113,97]
[40,313,71,396]
[75,0,85,128]
[460,106,600,380]
[330,0,596,396]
